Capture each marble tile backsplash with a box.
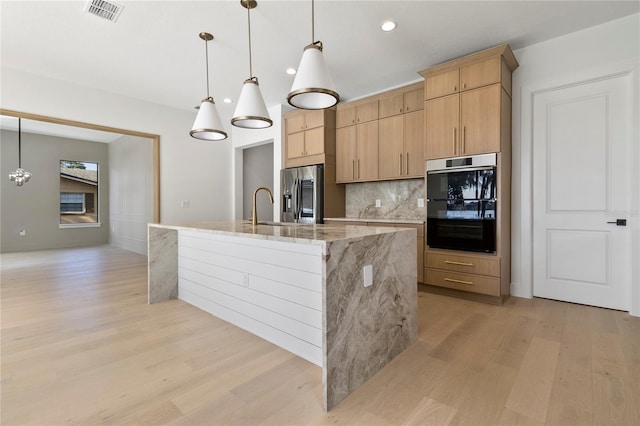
[345,179,425,220]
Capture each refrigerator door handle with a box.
[292,178,299,221]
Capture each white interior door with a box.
[532,74,632,310]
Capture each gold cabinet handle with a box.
[406,152,409,175]
[352,159,355,180]
[357,159,360,179]
[462,126,466,153]
[444,277,473,285]
[444,260,474,267]
[453,128,457,155]
[453,85,457,91]
[463,83,467,89]
[399,153,402,175]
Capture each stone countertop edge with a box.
[148,221,414,245]
[324,217,425,225]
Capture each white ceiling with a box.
[1,1,639,131]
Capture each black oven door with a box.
[426,167,497,253]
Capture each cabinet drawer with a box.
[425,268,499,296]
[425,251,499,277]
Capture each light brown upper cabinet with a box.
[425,84,504,158]
[337,82,423,182]
[336,99,378,128]
[420,44,518,160]
[336,120,378,183]
[378,109,424,179]
[378,87,423,119]
[284,109,336,168]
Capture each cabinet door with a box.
[425,94,459,159]
[286,132,306,160]
[304,110,325,130]
[336,126,356,182]
[425,68,460,100]
[460,85,501,155]
[304,127,325,156]
[404,109,425,177]
[356,121,379,181]
[355,100,379,123]
[378,94,404,119]
[286,110,306,134]
[403,88,423,113]
[460,56,501,92]
[336,106,355,128]
[378,115,404,179]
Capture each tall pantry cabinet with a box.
[419,44,519,305]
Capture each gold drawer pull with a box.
[444,278,473,285]
[444,260,474,267]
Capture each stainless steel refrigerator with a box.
[280,165,324,224]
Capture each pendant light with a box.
[232,0,273,129]
[287,0,339,110]
[190,32,228,141]
[8,118,32,186]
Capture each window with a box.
[59,160,99,226]
[60,192,85,213]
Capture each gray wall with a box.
[242,143,274,222]
[1,129,109,252]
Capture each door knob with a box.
[606,219,627,226]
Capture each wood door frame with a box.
[516,60,639,316]
[0,109,160,223]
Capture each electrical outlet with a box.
[375,199,381,208]
[363,265,373,287]
[19,229,26,236]
[181,200,190,208]
[417,198,424,208]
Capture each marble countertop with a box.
[149,220,412,245]
[324,217,425,225]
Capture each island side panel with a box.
[148,225,179,303]
[177,230,325,366]
[323,229,418,411]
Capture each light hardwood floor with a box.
[1,246,638,425]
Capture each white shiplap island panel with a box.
[178,229,323,366]
[148,221,417,411]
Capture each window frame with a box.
[59,160,101,229]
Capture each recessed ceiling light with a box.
[223,98,233,104]
[381,21,397,32]
[286,68,297,75]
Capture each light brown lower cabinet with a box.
[324,220,424,284]
[424,250,504,302]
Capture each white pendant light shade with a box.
[190,32,227,141]
[232,78,273,129]
[190,98,228,141]
[287,42,339,110]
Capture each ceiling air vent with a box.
[84,0,124,23]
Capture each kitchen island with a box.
[148,221,417,411]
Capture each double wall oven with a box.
[426,153,497,253]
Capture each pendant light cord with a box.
[204,38,211,98]
[247,4,253,78]
[18,117,22,168]
[311,0,315,43]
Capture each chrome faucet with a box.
[252,186,274,226]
